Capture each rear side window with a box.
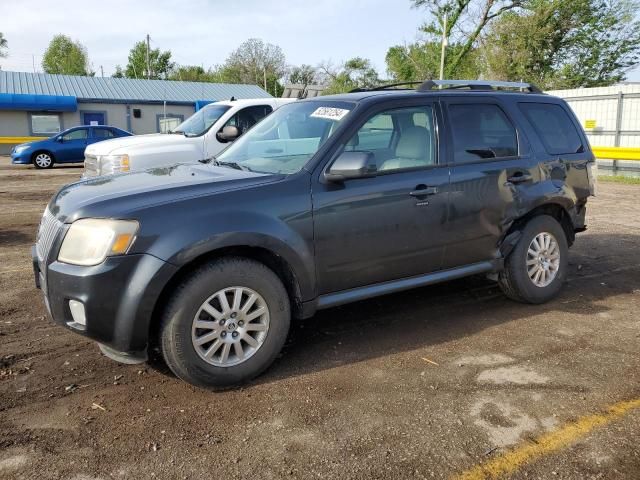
[93,128,114,139]
[448,104,518,163]
[519,103,583,155]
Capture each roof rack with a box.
[349,81,423,93]
[349,79,543,94]
[417,79,543,93]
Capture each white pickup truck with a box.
[83,98,296,177]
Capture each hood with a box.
[15,138,50,150]
[49,163,275,221]
[85,133,200,155]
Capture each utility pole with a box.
[439,13,448,82]
[146,34,151,79]
[100,65,104,77]
[263,67,268,95]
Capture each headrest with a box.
[395,126,429,159]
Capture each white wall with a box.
[548,84,640,148]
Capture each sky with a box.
[2,0,639,82]
[0,0,425,78]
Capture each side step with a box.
[316,261,496,310]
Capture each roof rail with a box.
[349,81,423,93]
[417,79,543,93]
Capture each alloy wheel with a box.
[191,286,270,367]
[526,232,560,288]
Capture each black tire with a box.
[498,215,569,304]
[32,151,54,169]
[160,257,290,389]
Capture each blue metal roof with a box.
[0,71,271,104]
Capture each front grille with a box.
[84,154,99,177]
[36,208,63,262]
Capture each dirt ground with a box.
[0,156,638,480]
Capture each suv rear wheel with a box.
[499,215,568,304]
[160,257,290,389]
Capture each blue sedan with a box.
[11,125,132,169]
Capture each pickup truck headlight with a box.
[58,218,139,266]
[99,154,130,175]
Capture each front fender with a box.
[131,201,315,301]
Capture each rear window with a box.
[448,103,518,163]
[519,103,583,155]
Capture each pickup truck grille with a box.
[84,154,99,177]
[36,208,63,263]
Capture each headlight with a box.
[99,154,130,175]
[14,145,29,153]
[58,218,139,266]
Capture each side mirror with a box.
[217,125,240,143]
[324,151,376,182]
[56,136,64,143]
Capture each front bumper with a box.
[33,247,178,360]
[11,151,31,164]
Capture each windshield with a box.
[215,101,354,174]
[173,104,231,137]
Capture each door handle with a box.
[506,173,532,184]
[410,186,438,197]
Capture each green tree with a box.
[386,41,480,81]
[319,58,380,94]
[483,0,640,89]
[112,65,124,78]
[219,38,286,94]
[0,33,7,60]
[42,35,93,76]
[124,40,174,79]
[288,64,318,86]
[168,65,221,82]
[412,0,522,76]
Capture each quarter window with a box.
[449,104,518,163]
[344,105,437,173]
[519,103,583,155]
[31,114,61,135]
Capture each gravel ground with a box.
[0,157,638,479]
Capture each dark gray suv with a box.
[33,80,597,389]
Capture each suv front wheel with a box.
[499,215,569,304]
[160,257,290,389]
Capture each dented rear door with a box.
[440,95,537,269]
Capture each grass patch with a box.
[598,175,640,185]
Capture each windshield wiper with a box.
[211,159,254,172]
[169,130,185,135]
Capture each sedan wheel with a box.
[33,153,53,169]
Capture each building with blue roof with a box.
[0,70,271,153]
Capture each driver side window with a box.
[62,129,88,141]
[345,105,437,173]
